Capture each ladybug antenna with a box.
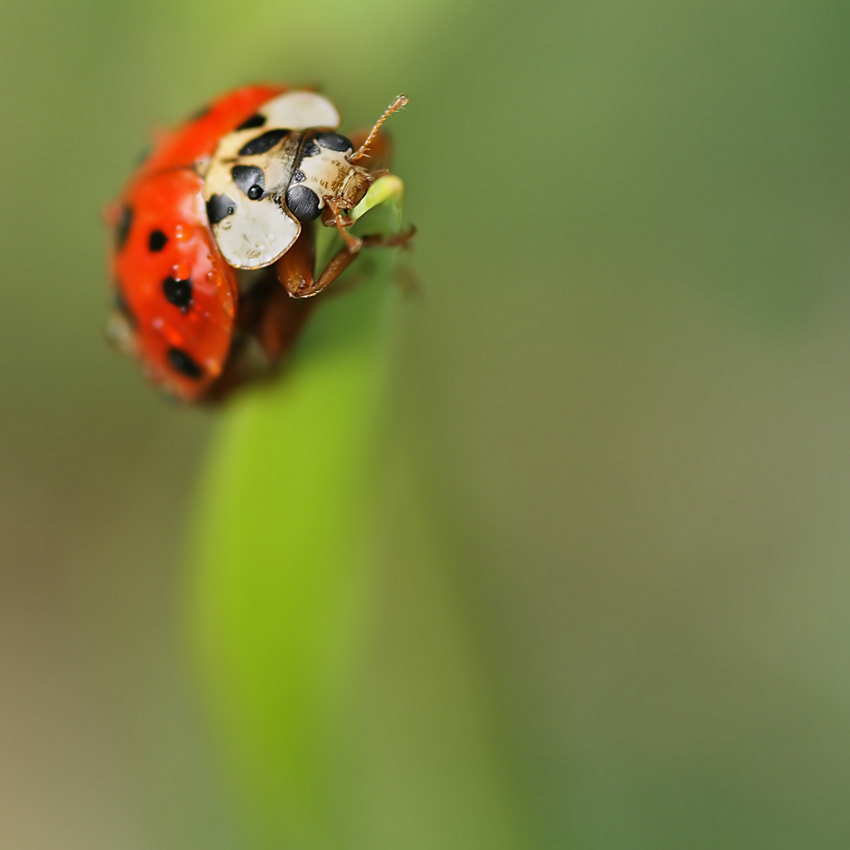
[348,94,409,162]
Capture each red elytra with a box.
[140,84,285,175]
[109,85,286,401]
[108,85,413,401]
[112,169,237,399]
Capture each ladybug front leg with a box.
[274,223,315,297]
[284,229,416,300]
[278,173,414,300]
[278,231,360,299]
[324,196,363,253]
[274,197,364,300]
[274,218,360,300]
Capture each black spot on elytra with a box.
[237,113,266,131]
[238,129,289,156]
[167,347,203,379]
[206,193,237,225]
[299,139,320,158]
[314,131,353,153]
[148,229,167,252]
[231,165,266,201]
[286,184,320,222]
[162,276,193,311]
[115,206,133,249]
[291,168,305,184]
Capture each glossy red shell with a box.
[113,170,237,398]
[139,85,285,175]
[110,84,287,400]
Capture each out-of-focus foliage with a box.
[2,0,850,848]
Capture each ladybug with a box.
[107,86,411,402]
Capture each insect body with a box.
[108,86,410,401]
[202,90,409,295]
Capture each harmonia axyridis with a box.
[107,86,411,402]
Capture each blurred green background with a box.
[3,0,850,847]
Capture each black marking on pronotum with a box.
[148,230,168,252]
[115,206,133,249]
[299,139,320,159]
[231,165,266,201]
[162,276,193,311]
[286,185,320,222]
[206,193,237,224]
[314,131,353,153]
[167,347,203,379]
[236,113,266,131]
[291,169,305,184]
[238,129,289,156]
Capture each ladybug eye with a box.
[231,165,266,201]
[285,184,320,222]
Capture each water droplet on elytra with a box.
[174,223,195,241]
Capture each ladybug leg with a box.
[274,223,316,297]
[285,240,361,299]
[286,227,417,300]
[323,192,415,253]
[323,196,363,252]
[273,221,350,302]
[282,172,415,300]
[274,219,358,302]
[359,227,417,250]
